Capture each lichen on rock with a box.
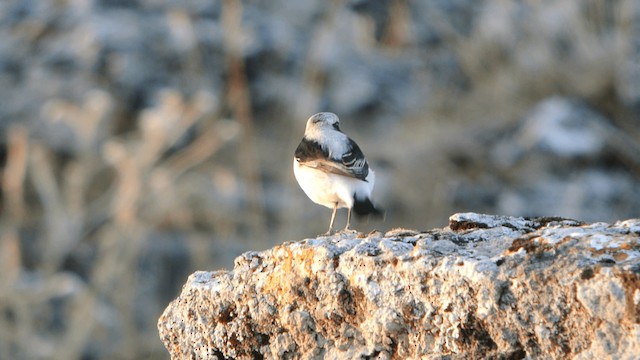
[158,213,640,359]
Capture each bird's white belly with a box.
[293,158,374,210]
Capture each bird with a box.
[293,112,383,234]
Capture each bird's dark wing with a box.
[340,138,369,180]
[295,138,369,181]
[294,138,328,162]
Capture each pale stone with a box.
[159,213,640,359]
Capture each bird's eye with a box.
[332,123,340,131]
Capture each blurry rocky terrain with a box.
[159,213,640,359]
[0,0,639,359]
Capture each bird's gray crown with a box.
[306,112,341,133]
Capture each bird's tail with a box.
[352,195,384,218]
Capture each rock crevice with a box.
[158,213,640,359]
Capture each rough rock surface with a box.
[158,213,640,359]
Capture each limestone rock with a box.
[158,213,640,359]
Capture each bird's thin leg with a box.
[326,203,338,235]
[344,207,352,231]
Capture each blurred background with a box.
[0,0,639,358]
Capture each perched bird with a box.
[293,112,383,234]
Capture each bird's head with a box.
[305,112,341,134]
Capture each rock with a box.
[158,213,640,359]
